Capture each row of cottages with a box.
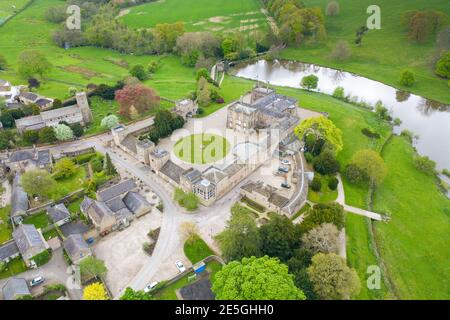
[80,179,152,235]
[240,181,291,215]
[12,224,48,267]
[17,91,53,111]
[15,92,92,134]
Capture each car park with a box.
[29,276,44,287]
[144,281,159,293]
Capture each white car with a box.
[143,281,159,293]
[175,260,186,273]
[281,159,291,166]
[29,276,44,287]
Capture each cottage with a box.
[123,191,152,217]
[18,92,39,105]
[80,197,117,234]
[4,148,52,172]
[174,99,198,119]
[2,278,31,300]
[0,241,20,264]
[12,224,47,266]
[111,124,155,165]
[96,179,137,202]
[63,234,92,264]
[11,173,29,225]
[47,203,71,226]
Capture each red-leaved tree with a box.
[115,84,160,118]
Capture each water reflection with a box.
[233,59,450,169]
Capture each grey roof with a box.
[269,193,290,208]
[97,179,137,202]
[12,224,46,256]
[80,196,94,213]
[11,174,29,217]
[2,278,30,300]
[150,148,168,159]
[223,162,245,177]
[183,168,202,183]
[63,234,89,259]
[15,115,44,129]
[121,135,139,153]
[47,203,70,223]
[40,105,81,121]
[0,79,9,86]
[179,277,215,300]
[0,241,19,261]
[6,102,26,110]
[137,138,154,149]
[60,221,90,238]
[81,196,115,225]
[203,167,227,184]
[105,197,127,212]
[9,150,35,163]
[123,191,151,214]
[252,93,297,118]
[160,160,184,184]
[37,149,51,166]
[19,92,38,101]
[35,98,52,107]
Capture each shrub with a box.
[90,156,104,173]
[130,64,147,81]
[313,151,340,175]
[310,176,322,192]
[39,127,57,143]
[332,87,345,100]
[300,75,319,90]
[361,128,380,139]
[435,50,450,78]
[31,250,51,267]
[53,158,77,179]
[75,152,97,164]
[0,261,6,272]
[326,1,340,16]
[413,155,436,176]
[305,152,314,163]
[23,130,39,144]
[345,164,365,184]
[399,69,415,87]
[328,177,339,190]
[330,40,351,61]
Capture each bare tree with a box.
[302,223,339,254]
[326,1,340,16]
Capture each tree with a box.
[70,123,84,137]
[101,115,119,129]
[0,54,7,70]
[330,40,351,61]
[179,221,199,241]
[0,261,6,272]
[196,68,211,82]
[295,117,343,153]
[79,256,107,279]
[23,130,39,144]
[399,69,415,87]
[104,153,117,176]
[310,176,322,192]
[53,158,76,179]
[302,223,339,255]
[54,124,74,141]
[308,253,360,300]
[83,282,108,300]
[120,287,152,300]
[349,149,387,187]
[216,204,261,262]
[212,256,305,300]
[333,86,345,101]
[115,84,160,118]
[196,77,211,107]
[435,50,450,78]
[18,50,52,79]
[413,155,436,176]
[0,111,14,128]
[39,127,57,143]
[301,203,345,233]
[326,1,340,16]
[300,75,319,90]
[21,169,57,199]
[259,215,301,262]
[287,249,316,300]
[328,176,339,190]
[130,64,147,81]
[313,150,340,175]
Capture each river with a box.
[232,59,450,171]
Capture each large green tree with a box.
[79,256,107,279]
[294,117,343,153]
[53,158,77,179]
[21,169,57,199]
[212,256,305,300]
[308,253,360,300]
[349,149,387,187]
[18,50,52,79]
[216,204,260,262]
[120,287,153,300]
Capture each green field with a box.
[281,0,450,104]
[173,134,230,164]
[0,0,29,22]
[120,0,267,34]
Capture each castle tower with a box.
[76,92,92,124]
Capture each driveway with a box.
[92,212,163,296]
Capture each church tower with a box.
[76,92,93,124]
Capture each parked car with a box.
[281,182,291,189]
[29,276,44,287]
[278,167,289,173]
[175,260,186,273]
[281,159,291,166]
[144,281,159,293]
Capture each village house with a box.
[111,124,155,165]
[0,241,20,264]
[12,224,48,267]
[2,278,31,300]
[1,148,52,173]
[15,92,92,134]
[10,173,29,225]
[173,99,198,120]
[240,180,290,215]
[63,234,92,264]
[47,203,71,227]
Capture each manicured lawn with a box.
[173,134,230,165]
[372,136,450,299]
[121,0,267,34]
[23,211,50,229]
[0,206,12,244]
[307,175,338,204]
[0,257,28,279]
[50,166,87,201]
[0,0,29,22]
[280,0,450,104]
[184,235,215,264]
[346,214,389,300]
[67,197,84,215]
[43,228,58,240]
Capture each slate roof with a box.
[19,92,38,101]
[252,93,297,118]
[81,196,115,225]
[105,197,127,212]
[223,162,245,177]
[268,193,290,208]
[12,224,46,256]
[15,115,45,129]
[47,203,70,223]
[37,149,51,167]
[97,179,137,202]
[179,277,215,300]
[9,150,35,163]
[203,167,227,184]
[160,160,184,184]
[35,98,52,107]
[150,148,168,159]
[123,191,151,214]
[0,241,19,261]
[59,221,90,238]
[11,173,29,217]
[0,79,9,86]
[6,102,26,110]
[2,278,30,300]
[63,234,90,260]
[40,105,81,121]
[121,135,139,154]
[182,168,202,183]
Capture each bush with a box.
[130,64,147,81]
[75,152,97,164]
[330,40,351,61]
[413,155,436,176]
[332,87,345,100]
[305,152,314,163]
[90,156,104,173]
[345,164,365,184]
[435,50,450,78]
[326,1,340,16]
[174,188,199,211]
[39,127,57,143]
[310,176,322,192]
[328,177,339,190]
[23,130,39,144]
[300,75,319,90]
[361,128,380,139]
[313,151,340,175]
[399,69,415,87]
[32,250,51,267]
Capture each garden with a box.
[173,134,230,165]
